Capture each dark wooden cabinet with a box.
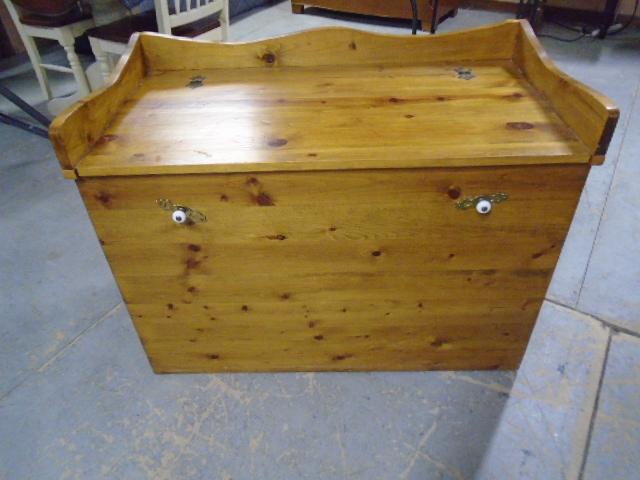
[291,0,460,32]
[0,1,25,58]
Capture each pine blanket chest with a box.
[50,21,618,373]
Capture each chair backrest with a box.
[153,0,224,34]
[10,0,76,16]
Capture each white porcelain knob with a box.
[172,209,188,224]
[476,199,492,215]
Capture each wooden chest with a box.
[50,21,617,373]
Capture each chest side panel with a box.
[78,164,588,372]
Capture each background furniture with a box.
[88,0,229,83]
[229,0,274,17]
[598,0,622,37]
[155,0,229,40]
[2,0,94,103]
[516,0,630,38]
[0,0,25,58]
[516,0,545,30]
[291,0,460,33]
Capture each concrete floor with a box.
[1,3,639,479]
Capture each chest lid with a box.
[50,21,617,179]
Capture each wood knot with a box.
[267,138,288,147]
[332,354,353,361]
[262,52,276,64]
[266,234,287,240]
[96,134,117,146]
[447,185,461,199]
[95,191,112,207]
[186,258,201,270]
[506,121,534,130]
[256,192,275,206]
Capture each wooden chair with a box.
[88,0,229,83]
[2,0,94,102]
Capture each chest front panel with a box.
[78,163,587,372]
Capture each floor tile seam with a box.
[575,82,640,306]
[545,298,640,339]
[577,330,612,480]
[0,302,123,403]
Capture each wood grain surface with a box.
[139,21,519,70]
[78,164,588,372]
[76,61,591,177]
[513,21,618,162]
[50,22,617,178]
[50,34,146,174]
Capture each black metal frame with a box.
[516,0,544,24]
[598,0,621,38]
[409,0,441,35]
[430,0,440,34]
[410,0,419,34]
[0,82,50,138]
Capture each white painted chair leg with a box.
[106,52,116,71]
[89,36,112,84]
[2,0,52,99]
[22,35,53,100]
[59,29,91,96]
[85,61,105,90]
[220,0,229,41]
